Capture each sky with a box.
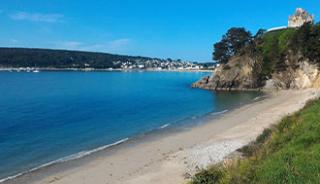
[0,0,319,62]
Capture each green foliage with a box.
[239,128,272,157]
[191,166,230,184]
[247,100,320,184]
[278,29,296,52]
[256,128,272,144]
[213,28,252,64]
[258,29,296,80]
[190,98,320,184]
[261,28,295,54]
[290,23,320,63]
[0,48,161,68]
[211,23,320,87]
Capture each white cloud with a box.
[9,11,63,23]
[10,39,18,43]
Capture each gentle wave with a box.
[0,138,129,183]
[0,101,255,183]
[253,95,268,101]
[253,96,261,101]
[159,123,170,129]
[211,109,229,116]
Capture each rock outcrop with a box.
[192,55,263,91]
[271,61,320,90]
[193,7,319,91]
[193,51,320,91]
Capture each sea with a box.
[0,71,263,182]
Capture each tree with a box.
[213,27,252,64]
[213,39,229,64]
[254,29,267,39]
[290,22,320,63]
[254,29,267,46]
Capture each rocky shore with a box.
[193,54,320,91]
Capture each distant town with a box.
[116,58,216,71]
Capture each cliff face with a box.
[193,51,320,91]
[270,60,320,90]
[263,50,320,90]
[192,55,262,90]
[194,13,320,91]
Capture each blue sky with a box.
[0,0,319,62]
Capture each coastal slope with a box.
[190,91,320,184]
[193,20,320,91]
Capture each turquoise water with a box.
[0,71,261,181]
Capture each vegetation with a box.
[212,22,320,88]
[190,98,320,184]
[258,28,296,81]
[0,48,136,68]
[290,23,320,63]
[0,47,202,69]
[213,28,252,64]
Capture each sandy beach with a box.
[4,89,319,184]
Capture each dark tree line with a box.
[290,22,320,63]
[0,48,160,68]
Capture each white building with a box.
[267,8,314,33]
[288,8,314,28]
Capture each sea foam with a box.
[0,138,129,183]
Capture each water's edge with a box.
[0,92,268,183]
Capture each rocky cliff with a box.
[192,54,262,91]
[193,13,320,91]
[193,50,320,91]
[269,52,320,89]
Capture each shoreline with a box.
[0,67,214,73]
[0,99,256,183]
[3,89,319,184]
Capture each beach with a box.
[4,89,319,184]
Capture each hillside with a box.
[0,48,208,70]
[193,22,320,90]
[190,97,320,184]
[189,8,320,184]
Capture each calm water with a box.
[0,71,261,180]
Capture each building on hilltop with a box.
[288,8,314,28]
[267,8,314,32]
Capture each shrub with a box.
[191,166,229,184]
[223,65,231,70]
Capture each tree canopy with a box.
[290,22,320,63]
[0,48,169,68]
[213,27,252,63]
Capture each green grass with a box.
[257,28,296,81]
[261,28,296,55]
[190,98,320,184]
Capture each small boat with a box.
[33,69,40,73]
